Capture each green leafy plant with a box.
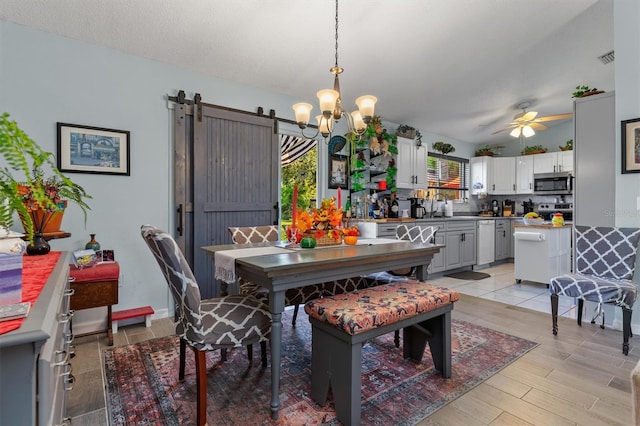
[572,85,603,98]
[474,145,495,156]
[396,124,422,143]
[521,145,548,155]
[0,113,91,242]
[432,141,455,155]
[559,139,573,151]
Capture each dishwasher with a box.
[476,220,495,266]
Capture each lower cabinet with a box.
[495,219,511,261]
[444,221,476,270]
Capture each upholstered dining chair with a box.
[229,225,377,326]
[549,226,640,355]
[141,225,271,426]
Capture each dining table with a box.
[201,238,442,420]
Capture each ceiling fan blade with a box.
[522,111,538,121]
[534,113,573,122]
[529,123,548,131]
[491,126,516,135]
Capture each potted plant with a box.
[474,145,495,157]
[432,141,455,155]
[396,124,417,139]
[0,113,91,246]
[572,85,605,98]
[559,139,573,151]
[521,145,548,155]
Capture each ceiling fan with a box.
[492,102,572,138]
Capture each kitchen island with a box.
[513,224,572,285]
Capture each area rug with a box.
[445,271,491,280]
[105,310,537,425]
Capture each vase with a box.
[85,234,101,251]
[26,232,51,256]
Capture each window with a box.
[427,153,469,201]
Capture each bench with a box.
[111,305,154,334]
[304,281,459,426]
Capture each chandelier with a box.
[292,0,377,140]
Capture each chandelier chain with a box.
[334,0,339,68]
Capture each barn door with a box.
[174,98,278,298]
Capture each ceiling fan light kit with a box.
[493,102,572,139]
[292,0,376,141]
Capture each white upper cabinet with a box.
[489,156,516,194]
[515,155,534,194]
[533,151,573,174]
[470,156,488,195]
[396,137,428,189]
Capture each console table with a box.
[0,252,72,426]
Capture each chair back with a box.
[575,226,640,280]
[228,225,280,244]
[140,225,205,342]
[396,224,437,243]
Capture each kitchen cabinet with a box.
[444,220,476,269]
[515,155,534,194]
[489,157,516,194]
[495,219,511,261]
[396,136,428,189]
[0,252,72,426]
[533,151,573,174]
[470,156,488,195]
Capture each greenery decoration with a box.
[432,141,455,155]
[572,85,604,98]
[474,145,495,156]
[521,145,548,155]
[0,113,91,242]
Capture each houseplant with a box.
[521,145,547,155]
[559,139,573,151]
[0,113,91,247]
[432,141,455,155]
[396,124,422,143]
[572,85,604,98]
[474,145,495,156]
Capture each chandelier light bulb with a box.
[316,114,332,138]
[355,95,377,123]
[351,111,367,133]
[317,89,339,119]
[292,103,313,129]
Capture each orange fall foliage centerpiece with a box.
[341,224,360,245]
[295,197,343,245]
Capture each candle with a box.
[337,188,341,210]
[292,184,298,228]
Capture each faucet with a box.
[429,191,448,218]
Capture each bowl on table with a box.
[523,217,545,226]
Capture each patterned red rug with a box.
[105,311,537,425]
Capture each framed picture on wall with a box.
[328,154,348,189]
[57,123,130,175]
[622,118,640,174]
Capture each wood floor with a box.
[68,268,638,425]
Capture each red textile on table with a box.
[0,251,62,335]
[69,262,119,283]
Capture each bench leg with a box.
[145,314,152,328]
[310,326,362,426]
[403,312,452,378]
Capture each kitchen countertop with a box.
[513,223,572,229]
[355,216,526,222]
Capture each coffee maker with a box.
[491,199,500,217]
[522,199,535,215]
[409,198,427,218]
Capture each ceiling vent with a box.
[598,50,614,64]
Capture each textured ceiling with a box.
[1,0,614,144]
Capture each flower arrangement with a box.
[341,225,360,237]
[296,197,343,242]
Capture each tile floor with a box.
[66,261,604,424]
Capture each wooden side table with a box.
[69,262,119,345]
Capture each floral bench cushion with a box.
[304,281,459,336]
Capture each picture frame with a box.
[57,123,130,175]
[622,117,640,174]
[328,154,348,189]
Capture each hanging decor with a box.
[291,0,377,141]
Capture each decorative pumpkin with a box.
[344,236,358,245]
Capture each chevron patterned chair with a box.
[550,226,640,355]
[228,225,380,326]
[141,225,271,426]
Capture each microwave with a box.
[533,172,573,195]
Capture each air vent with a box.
[598,50,614,64]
